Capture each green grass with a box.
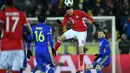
[57,45,99,55]
[85,45,98,54]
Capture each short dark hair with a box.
[5,0,14,6]
[37,13,46,23]
[65,6,73,10]
[98,29,107,35]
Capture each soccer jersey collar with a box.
[6,6,16,10]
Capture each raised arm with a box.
[81,11,94,23]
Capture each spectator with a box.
[24,0,36,17]
[124,16,130,40]
[55,0,66,16]
[53,24,61,41]
[83,0,94,13]
[46,2,56,16]
[119,34,130,54]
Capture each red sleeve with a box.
[22,12,29,26]
[0,12,4,23]
[81,11,94,23]
[61,14,69,27]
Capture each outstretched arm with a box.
[81,11,94,23]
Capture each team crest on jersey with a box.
[76,15,78,18]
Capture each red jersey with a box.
[61,10,94,31]
[0,7,29,51]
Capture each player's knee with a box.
[78,46,84,53]
[86,64,93,70]
[57,35,65,42]
[95,65,102,70]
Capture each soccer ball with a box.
[64,0,74,7]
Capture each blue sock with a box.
[48,65,56,73]
[20,68,23,73]
[86,69,91,73]
[96,69,102,73]
[48,68,55,73]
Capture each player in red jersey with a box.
[0,0,31,73]
[55,4,96,72]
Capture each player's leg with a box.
[40,65,46,73]
[96,58,110,73]
[78,46,84,71]
[44,49,56,73]
[0,51,12,73]
[96,55,111,73]
[54,29,76,51]
[11,50,24,73]
[54,34,65,51]
[20,47,27,73]
[33,50,46,73]
[77,31,87,71]
[48,64,56,73]
[32,65,39,73]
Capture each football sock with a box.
[86,69,91,73]
[96,69,102,73]
[54,41,62,51]
[79,53,84,66]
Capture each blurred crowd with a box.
[12,0,130,39]
[10,0,130,17]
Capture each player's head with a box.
[64,0,74,16]
[65,7,73,16]
[5,0,14,6]
[38,13,47,23]
[97,29,106,39]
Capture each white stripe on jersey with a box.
[82,18,87,27]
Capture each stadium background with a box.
[0,0,130,73]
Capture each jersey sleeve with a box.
[104,41,111,55]
[81,11,94,23]
[22,13,29,26]
[61,14,69,27]
[0,12,4,23]
[47,26,54,49]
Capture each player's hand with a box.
[27,50,32,59]
[94,54,101,61]
[93,22,99,27]
[56,19,61,24]
[52,49,56,57]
